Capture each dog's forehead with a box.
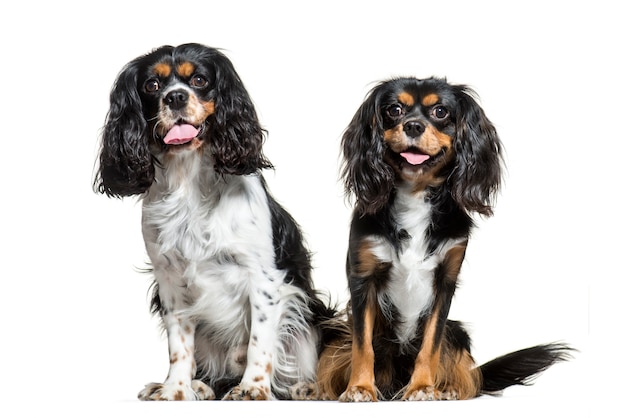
[396,89,441,108]
[150,60,197,79]
[392,80,454,107]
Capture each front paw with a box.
[289,382,319,400]
[222,383,272,400]
[402,386,457,401]
[339,385,378,402]
[138,380,215,401]
[191,380,216,400]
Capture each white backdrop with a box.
[1,0,619,416]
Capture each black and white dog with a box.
[94,43,336,400]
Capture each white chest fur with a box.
[140,150,279,339]
[135,149,319,393]
[368,187,457,344]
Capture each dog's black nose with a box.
[165,89,189,110]
[404,121,425,138]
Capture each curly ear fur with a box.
[208,51,272,175]
[341,85,395,216]
[94,59,155,197]
[450,86,503,216]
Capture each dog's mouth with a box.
[393,147,435,168]
[399,148,431,166]
[387,147,447,174]
[162,123,200,145]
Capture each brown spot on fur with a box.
[398,92,415,107]
[355,241,381,277]
[422,93,439,107]
[170,353,178,364]
[177,62,195,78]
[442,244,467,284]
[153,63,171,78]
[174,390,185,400]
[203,100,215,116]
[421,125,452,153]
[266,363,272,374]
[383,124,404,145]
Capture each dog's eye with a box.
[144,79,160,93]
[190,75,208,88]
[431,105,449,120]
[386,105,403,118]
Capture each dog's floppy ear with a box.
[450,86,503,216]
[208,52,272,175]
[94,59,155,197]
[341,84,395,216]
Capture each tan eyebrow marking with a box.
[153,63,171,78]
[398,92,415,106]
[177,62,195,78]
[422,93,439,106]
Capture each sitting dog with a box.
[316,77,573,401]
[94,43,336,400]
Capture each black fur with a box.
[479,343,575,394]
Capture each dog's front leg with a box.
[402,244,466,401]
[222,278,279,400]
[339,239,381,402]
[339,299,378,402]
[138,312,213,400]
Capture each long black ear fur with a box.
[450,86,504,216]
[208,51,272,175]
[341,84,395,216]
[94,59,154,197]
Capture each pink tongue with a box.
[400,151,430,165]
[163,124,199,145]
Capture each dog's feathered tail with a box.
[478,342,575,395]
